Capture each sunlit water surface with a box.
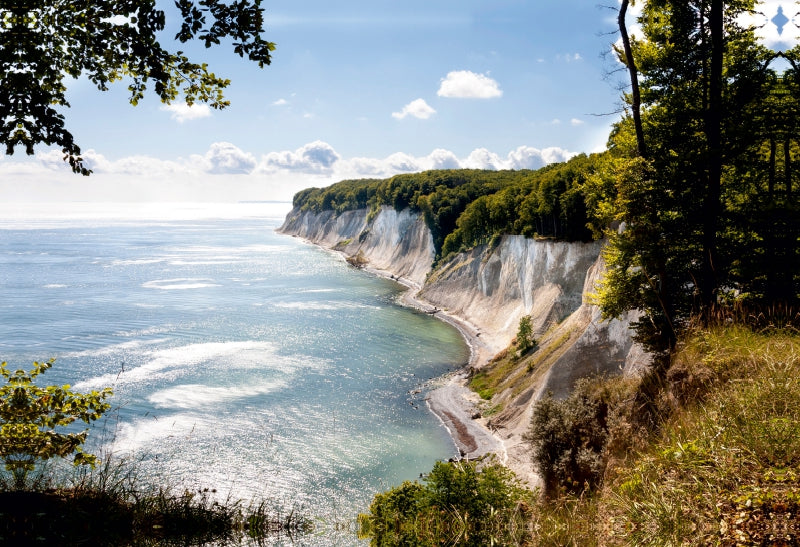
[0,202,468,544]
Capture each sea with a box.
[0,202,469,544]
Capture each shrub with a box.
[362,459,533,546]
[525,380,609,497]
[516,315,536,357]
[0,359,113,488]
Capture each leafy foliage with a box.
[361,459,533,546]
[0,359,112,488]
[0,0,274,173]
[525,380,613,498]
[596,1,800,354]
[515,315,536,357]
[292,156,605,259]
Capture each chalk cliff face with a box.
[279,205,649,476]
[279,206,434,287]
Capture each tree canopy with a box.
[291,159,603,260]
[595,0,800,355]
[0,360,112,488]
[0,0,274,174]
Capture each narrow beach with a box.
[366,265,507,464]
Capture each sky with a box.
[0,0,797,202]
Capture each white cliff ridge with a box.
[278,206,649,484]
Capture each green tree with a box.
[525,381,609,498]
[0,359,113,488]
[516,315,535,357]
[596,0,798,355]
[0,0,275,174]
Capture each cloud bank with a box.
[1,141,576,202]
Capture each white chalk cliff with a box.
[279,205,649,482]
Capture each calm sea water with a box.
[0,202,468,543]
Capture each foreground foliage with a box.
[529,322,800,546]
[0,457,312,545]
[1,0,274,173]
[596,1,800,356]
[359,459,535,546]
[0,359,112,489]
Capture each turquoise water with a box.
[0,202,468,542]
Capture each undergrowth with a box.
[366,319,799,546]
[0,453,312,545]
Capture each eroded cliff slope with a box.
[278,206,649,481]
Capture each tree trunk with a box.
[618,0,647,158]
[701,0,724,317]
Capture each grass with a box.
[523,323,800,546]
[385,320,800,546]
[0,454,313,545]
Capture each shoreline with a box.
[364,265,508,464]
[280,231,509,465]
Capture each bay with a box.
[0,202,469,544]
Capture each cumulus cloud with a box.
[426,148,461,170]
[437,70,502,99]
[261,140,340,173]
[392,99,436,120]
[571,118,585,126]
[199,142,257,174]
[161,103,212,123]
[272,98,289,106]
[463,148,504,169]
[9,141,577,203]
[507,146,573,170]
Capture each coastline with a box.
[279,229,533,482]
[363,265,508,464]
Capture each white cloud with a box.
[571,118,584,126]
[261,140,340,173]
[198,142,257,174]
[161,103,212,123]
[463,148,504,169]
[392,99,436,120]
[437,71,502,99]
[507,146,573,170]
[426,148,461,170]
[272,98,289,106]
[5,142,576,203]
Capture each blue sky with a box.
[0,0,795,202]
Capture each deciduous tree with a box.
[0,0,275,174]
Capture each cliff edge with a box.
[278,206,650,484]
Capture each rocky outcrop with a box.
[279,205,650,483]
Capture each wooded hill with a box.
[291,154,604,262]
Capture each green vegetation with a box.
[0,359,112,489]
[515,315,536,357]
[292,158,603,260]
[366,320,800,546]
[2,0,274,174]
[595,0,800,356]
[0,360,311,544]
[359,458,534,546]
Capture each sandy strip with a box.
[365,266,507,463]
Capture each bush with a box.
[362,459,533,546]
[516,315,536,357]
[525,380,610,497]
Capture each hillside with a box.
[279,160,650,484]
